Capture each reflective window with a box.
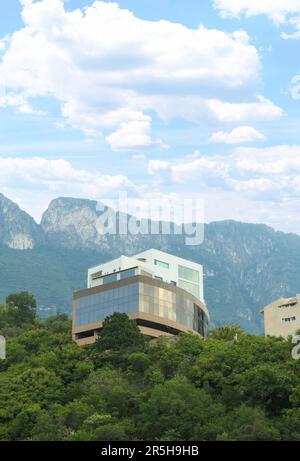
[102,273,118,284]
[178,280,200,299]
[120,268,136,280]
[154,259,169,269]
[178,265,200,299]
[75,283,139,327]
[138,282,208,335]
[178,265,199,283]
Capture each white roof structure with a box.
[88,248,204,303]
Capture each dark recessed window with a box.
[102,273,118,284]
[120,269,136,280]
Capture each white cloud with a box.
[147,145,300,203]
[0,156,138,220]
[148,159,171,175]
[147,94,283,125]
[106,116,167,151]
[234,145,300,175]
[214,0,300,40]
[210,125,266,144]
[3,148,300,234]
[214,0,300,25]
[0,0,282,150]
[0,156,135,192]
[282,22,300,39]
[148,152,228,186]
[290,74,300,99]
[171,156,227,184]
[0,35,10,52]
[205,97,284,122]
[146,149,300,232]
[0,92,34,114]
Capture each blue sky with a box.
[1,0,300,232]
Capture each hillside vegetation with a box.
[0,293,300,441]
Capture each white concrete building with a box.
[88,248,204,303]
[262,295,300,338]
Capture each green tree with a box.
[1,297,300,442]
[236,363,297,415]
[6,291,37,324]
[94,313,146,352]
[139,377,225,441]
[217,405,281,441]
[210,325,244,341]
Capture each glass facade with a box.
[120,268,136,280]
[75,283,139,327]
[139,282,208,336]
[178,280,200,299]
[178,265,200,299]
[102,273,118,284]
[75,279,209,337]
[178,265,199,282]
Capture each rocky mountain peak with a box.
[0,193,44,250]
[40,196,110,250]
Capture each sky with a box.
[1,0,300,232]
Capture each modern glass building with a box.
[73,249,209,345]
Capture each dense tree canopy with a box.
[0,294,300,441]
[94,312,146,353]
[0,291,37,337]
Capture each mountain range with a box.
[1,192,300,333]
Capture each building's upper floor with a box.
[261,294,300,337]
[88,248,204,303]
